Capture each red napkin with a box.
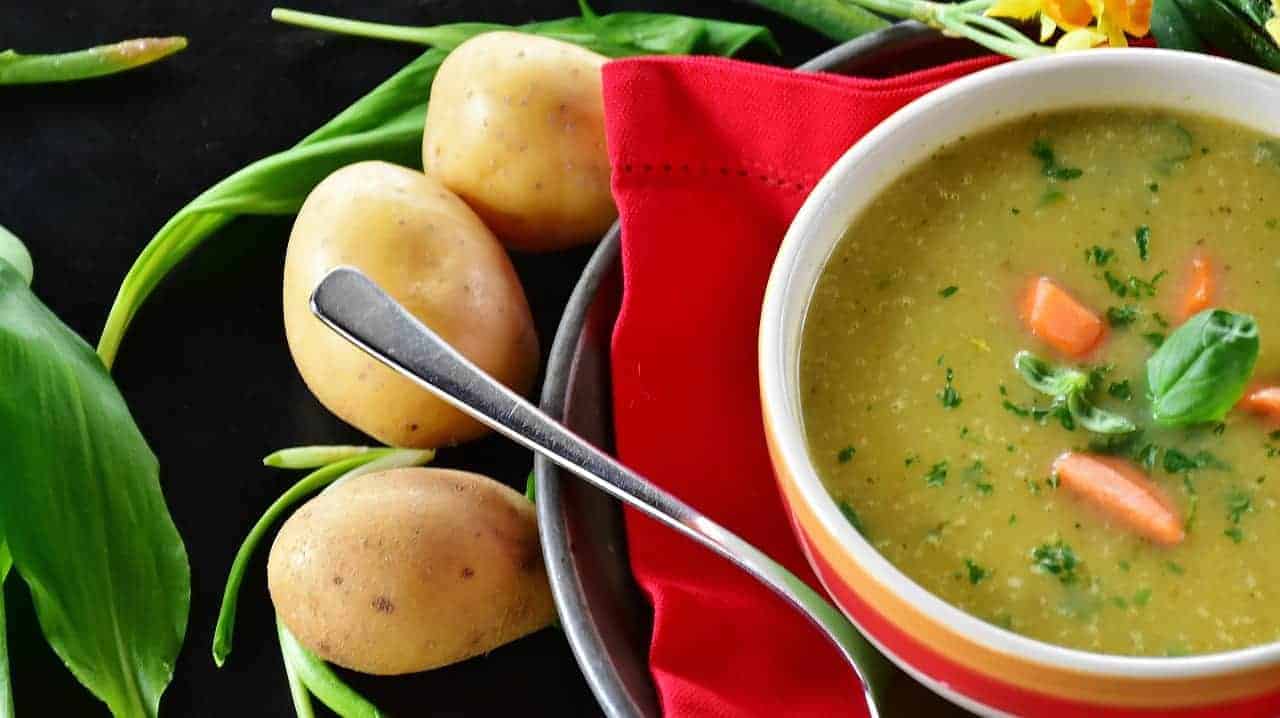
[603,54,1003,716]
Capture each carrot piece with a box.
[1051,452,1185,546]
[1180,250,1214,319]
[1021,276,1105,358]
[1239,385,1280,420]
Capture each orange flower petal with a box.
[1045,0,1096,30]
[1104,0,1151,36]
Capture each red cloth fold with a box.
[602,54,1003,716]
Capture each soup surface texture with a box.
[801,108,1280,656]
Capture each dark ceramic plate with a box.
[533,23,984,717]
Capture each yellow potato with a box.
[423,32,613,252]
[283,161,538,448]
[268,467,555,675]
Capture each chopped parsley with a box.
[939,285,959,298]
[1032,540,1080,584]
[1085,245,1115,266]
[1225,525,1244,543]
[1106,305,1138,328]
[1031,138,1083,180]
[1104,269,1167,299]
[1148,182,1159,193]
[1046,473,1061,489]
[1134,225,1151,261]
[1108,380,1133,400]
[964,559,990,585]
[904,453,919,467]
[1133,587,1152,606]
[965,460,993,495]
[1151,312,1170,328]
[838,500,868,537]
[1226,487,1252,525]
[924,460,948,487]
[1143,332,1166,348]
[837,445,856,464]
[1165,561,1185,575]
[938,367,962,409]
[1163,448,1229,474]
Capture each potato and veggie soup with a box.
[800,108,1280,656]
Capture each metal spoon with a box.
[310,266,888,716]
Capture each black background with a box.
[1,2,833,716]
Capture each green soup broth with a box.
[800,108,1280,656]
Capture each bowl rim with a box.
[759,46,1280,679]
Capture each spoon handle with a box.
[310,266,887,715]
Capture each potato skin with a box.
[423,32,613,252]
[283,161,538,448]
[268,467,555,675]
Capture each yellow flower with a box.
[1055,27,1108,51]
[988,0,1150,46]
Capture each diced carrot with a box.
[1051,452,1185,546]
[1238,385,1280,420]
[1180,249,1214,320]
[1021,276,1105,358]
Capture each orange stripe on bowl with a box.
[762,410,1280,712]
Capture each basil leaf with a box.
[1147,309,1259,426]
[1014,351,1089,396]
[1068,392,1138,435]
[0,262,189,716]
[96,8,776,367]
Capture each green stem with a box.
[743,0,890,41]
[263,445,380,469]
[0,37,186,85]
[958,11,1040,46]
[271,8,435,44]
[211,448,433,666]
[280,630,316,718]
[277,617,383,718]
[0,545,12,718]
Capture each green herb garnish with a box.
[924,461,948,487]
[1106,305,1139,328]
[837,445,856,464]
[1134,225,1151,261]
[1085,245,1114,266]
[1013,351,1136,434]
[1147,309,1259,426]
[964,559,990,585]
[839,500,868,537]
[1162,448,1229,473]
[1032,540,1080,584]
[1108,380,1133,400]
[939,285,959,298]
[1031,138,1083,180]
[938,367,962,409]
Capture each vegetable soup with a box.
[801,108,1280,656]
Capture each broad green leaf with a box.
[1147,309,1259,426]
[1150,0,1205,52]
[0,261,189,717]
[0,226,31,287]
[96,8,777,367]
[1172,0,1280,71]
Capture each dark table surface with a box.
[1,1,834,715]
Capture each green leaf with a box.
[525,470,537,503]
[277,618,384,718]
[1173,0,1280,71]
[96,9,776,367]
[1151,0,1205,52]
[0,261,189,716]
[1014,351,1089,397]
[1067,392,1137,435]
[0,226,32,287]
[0,37,187,85]
[1147,309,1259,426]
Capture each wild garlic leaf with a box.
[96,8,776,367]
[1147,309,1259,426]
[0,543,11,718]
[0,225,32,287]
[0,262,189,717]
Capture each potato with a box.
[283,161,538,448]
[268,467,555,675]
[423,32,613,252]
